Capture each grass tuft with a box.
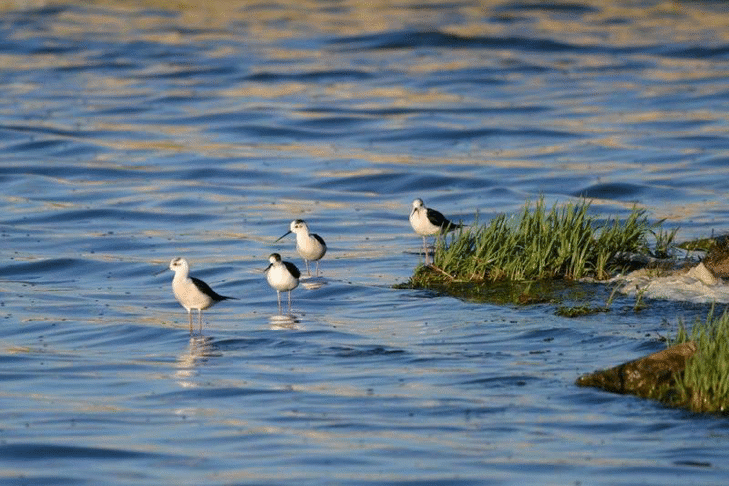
[409,197,658,288]
[670,308,729,413]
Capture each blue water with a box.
[1,1,729,484]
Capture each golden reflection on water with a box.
[1,0,725,229]
[3,0,724,174]
[65,0,728,43]
[9,0,725,50]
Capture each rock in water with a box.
[576,342,697,400]
[704,237,729,278]
[686,262,719,286]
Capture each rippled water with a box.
[1,0,729,484]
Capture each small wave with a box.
[150,386,282,401]
[314,171,415,195]
[0,442,166,460]
[659,45,729,60]
[214,337,278,350]
[243,69,373,83]
[291,116,374,131]
[572,182,645,200]
[664,135,729,150]
[460,374,537,387]
[5,139,68,152]
[216,123,334,140]
[330,30,625,55]
[368,126,579,143]
[517,327,572,342]
[53,60,140,73]
[303,104,549,117]
[141,65,238,80]
[1,123,150,143]
[328,345,406,359]
[1,208,209,226]
[572,182,685,202]
[0,258,94,278]
[0,163,136,180]
[313,171,492,195]
[179,166,272,182]
[1,138,106,158]
[170,111,268,126]
[27,41,79,56]
[496,2,599,14]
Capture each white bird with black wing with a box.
[276,219,327,277]
[265,253,301,312]
[164,257,235,334]
[409,198,461,264]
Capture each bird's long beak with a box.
[275,230,292,242]
[153,267,168,276]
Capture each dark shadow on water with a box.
[0,442,171,460]
[399,276,605,307]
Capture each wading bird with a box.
[409,198,460,264]
[162,257,235,334]
[276,219,327,277]
[265,253,300,312]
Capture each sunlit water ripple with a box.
[1,1,729,484]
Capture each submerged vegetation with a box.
[405,198,671,295]
[554,303,610,318]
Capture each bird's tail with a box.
[443,221,466,233]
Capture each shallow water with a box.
[1,0,729,484]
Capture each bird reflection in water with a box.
[300,277,326,290]
[268,312,301,330]
[174,335,220,386]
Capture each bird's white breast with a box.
[267,264,299,292]
[410,208,439,236]
[173,276,214,311]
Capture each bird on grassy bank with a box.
[409,198,461,265]
[265,253,301,313]
[163,257,235,334]
[276,219,327,277]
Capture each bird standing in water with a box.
[276,219,327,277]
[265,253,301,313]
[409,198,460,265]
[164,257,235,334]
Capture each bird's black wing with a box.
[427,208,461,232]
[312,233,326,246]
[283,261,301,279]
[191,276,235,301]
[426,208,451,228]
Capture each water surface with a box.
[1,1,729,484]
